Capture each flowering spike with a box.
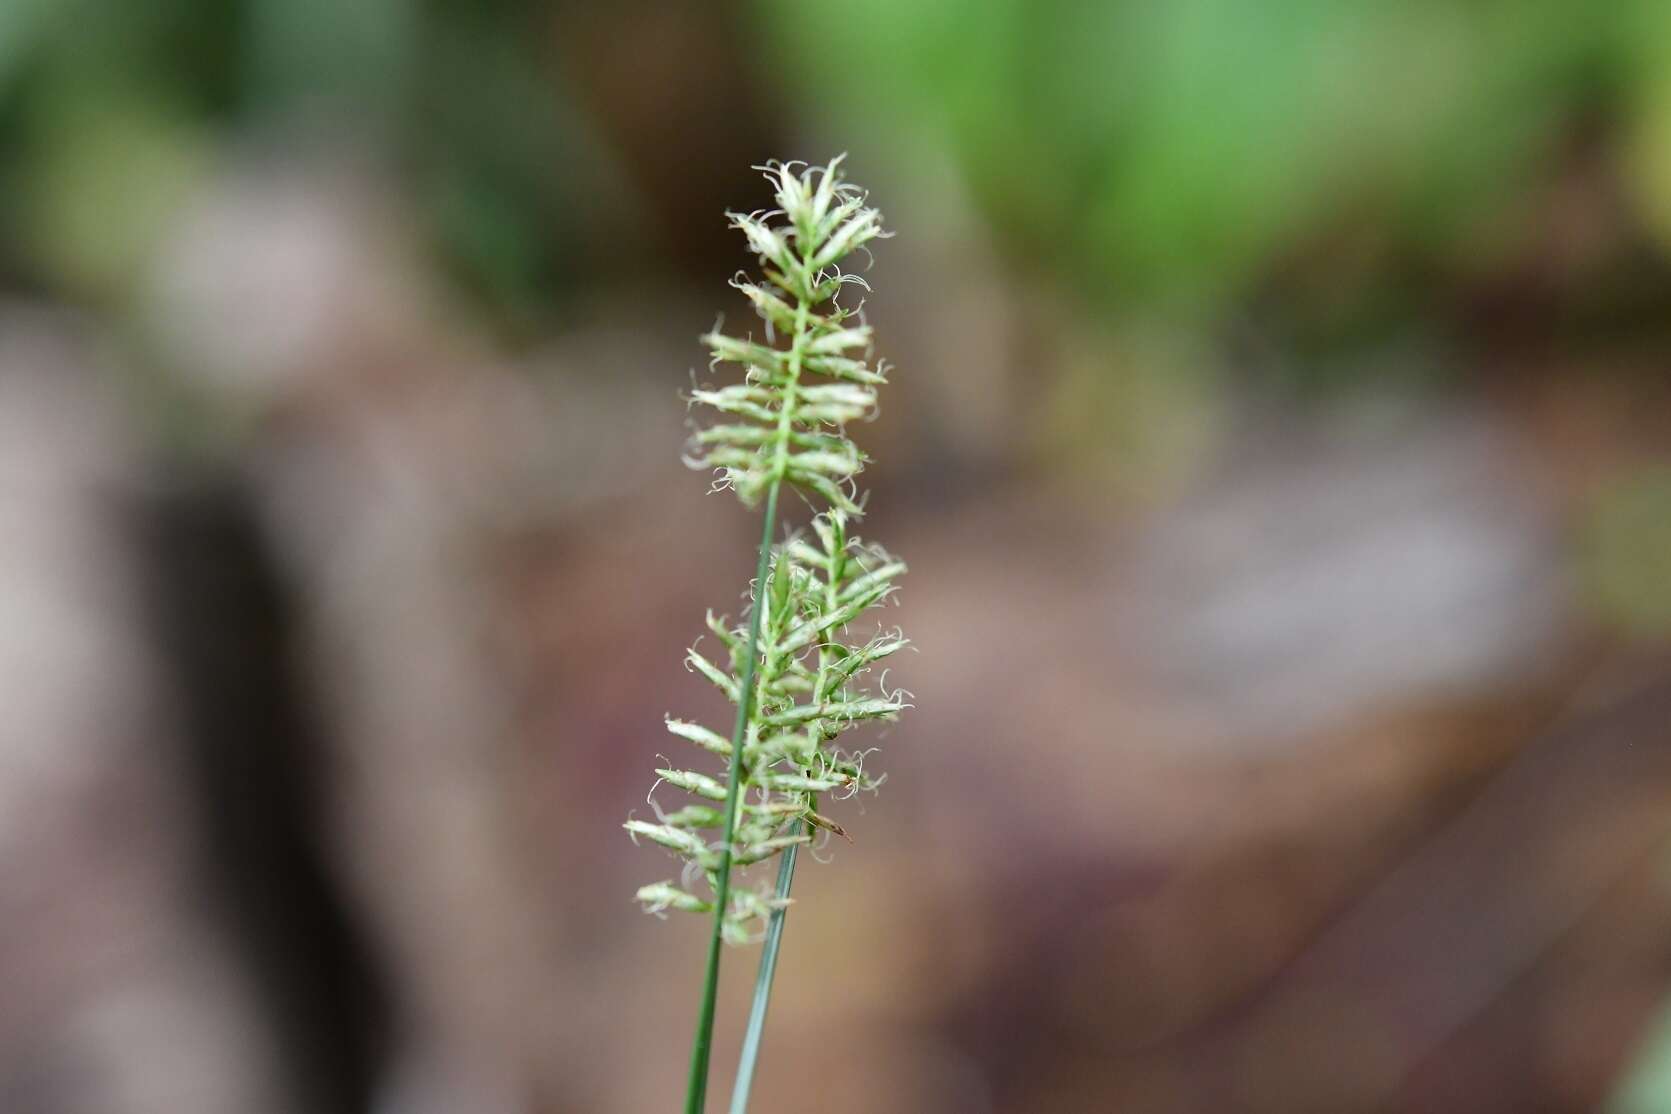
[685,160,890,515]
[629,159,910,948]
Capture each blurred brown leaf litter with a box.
[2,1,1671,1111]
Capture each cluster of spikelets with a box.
[627,511,907,941]
[625,157,908,943]
[687,154,888,514]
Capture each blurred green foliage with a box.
[757,0,1671,332]
[0,0,611,320]
[3,0,1671,350]
[1612,855,1671,1111]
[1582,466,1671,639]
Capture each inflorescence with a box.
[625,157,908,943]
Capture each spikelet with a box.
[627,158,908,943]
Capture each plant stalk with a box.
[727,822,800,1114]
[683,480,781,1114]
[684,246,815,1114]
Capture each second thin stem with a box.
[728,821,800,1114]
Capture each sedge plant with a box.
[624,156,909,1114]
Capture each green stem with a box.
[684,480,781,1114]
[686,270,814,1113]
[731,272,828,1108]
[728,822,800,1114]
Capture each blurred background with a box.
[2,0,1671,1111]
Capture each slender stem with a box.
[685,276,814,1113]
[683,480,780,1114]
[728,822,800,1114]
[730,509,842,1112]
